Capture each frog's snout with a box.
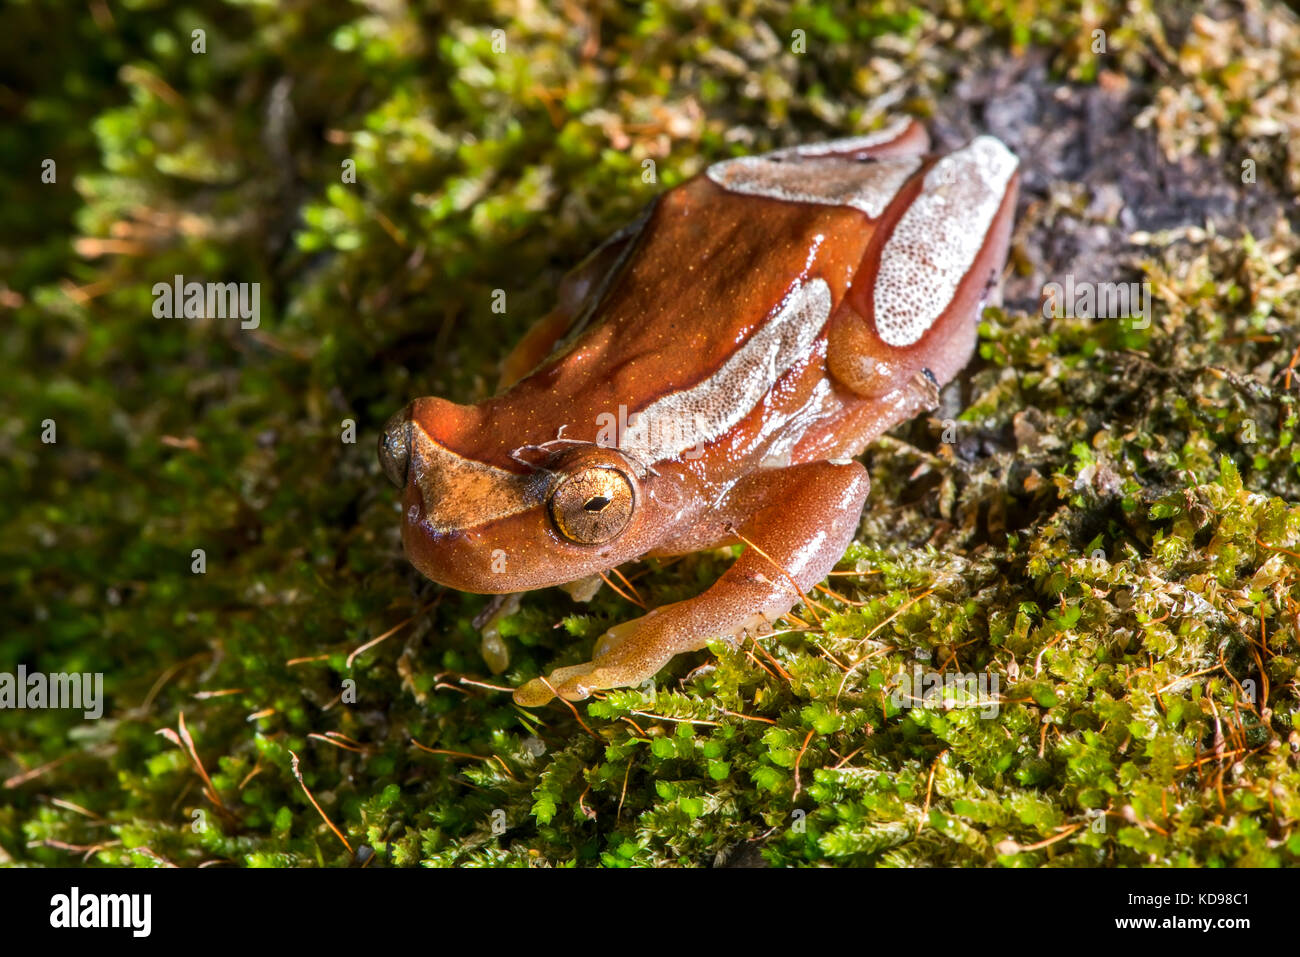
[378,404,412,488]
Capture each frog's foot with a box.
[513,611,685,707]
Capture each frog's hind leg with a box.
[512,460,870,707]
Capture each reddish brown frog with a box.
[379,117,1019,706]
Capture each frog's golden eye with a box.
[549,467,634,545]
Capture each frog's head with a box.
[379,397,651,593]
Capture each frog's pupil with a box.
[583,496,609,512]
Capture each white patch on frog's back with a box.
[872,136,1018,348]
[619,278,832,464]
[707,154,921,220]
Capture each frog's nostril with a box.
[378,405,412,488]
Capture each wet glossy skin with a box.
[379,117,1020,706]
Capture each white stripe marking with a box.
[872,136,1018,347]
[618,278,833,464]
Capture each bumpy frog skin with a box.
[379,117,1020,707]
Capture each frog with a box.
[378,116,1020,707]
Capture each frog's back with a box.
[507,179,866,436]
[464,122,1017,473]
[526,118,948,419]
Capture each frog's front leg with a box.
[512,460,870,706]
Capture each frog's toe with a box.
[513,650,656,707]
[514,610,689,707]
[512,676,556,707]
[512,662,600,707]
[548,662,602,699]
[550,664,636,702]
